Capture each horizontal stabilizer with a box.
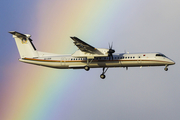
[9,31,27,39]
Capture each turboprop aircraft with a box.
[9,31,175,79]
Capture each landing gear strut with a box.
[84,58,93,71]
[164,65,168,71]
[100,67,109,79]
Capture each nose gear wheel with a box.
[164,65,168,71]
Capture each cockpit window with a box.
[156,54,166,57]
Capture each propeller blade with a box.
[107,42,115,60]
[108,43,110,49]
[111,42,113,49]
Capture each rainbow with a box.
[2,0,130,120]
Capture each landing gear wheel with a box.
[100,74,106,79]
[84,66,90,71]
[164,67,168,71]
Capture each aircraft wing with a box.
[70,37,101,54]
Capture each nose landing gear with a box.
[100,67,109,79]
[164,65,168,71]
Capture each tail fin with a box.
[9,31,39,58]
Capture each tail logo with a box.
[22,38,27,44]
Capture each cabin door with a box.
[61,58,66,66]
[137,56,141,64]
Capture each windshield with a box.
[156,54,166,57]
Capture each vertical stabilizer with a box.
[9,31,39,58]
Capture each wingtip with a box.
[70,36,78,40]
[9,31,16,34]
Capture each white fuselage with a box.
[19,52,175,69]
[9,31,175,79]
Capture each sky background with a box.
[0,0,180,120]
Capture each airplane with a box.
[9,31,175,79]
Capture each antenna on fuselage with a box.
[124,50,129,54]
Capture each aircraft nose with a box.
[170,60,175,65]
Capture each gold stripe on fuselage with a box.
[23,57,172,64]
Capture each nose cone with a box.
[170,60,175,65]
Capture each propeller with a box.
[107,42,115,60]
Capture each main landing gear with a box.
[84,58,93,71]
[100,67,109,79]
[84,58,109,79]
[164,65,168,71]
[84,66,90,71]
